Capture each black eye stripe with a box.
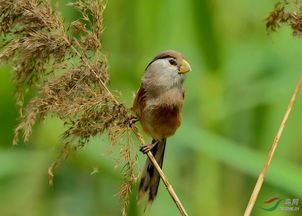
[155,55,175,60]
[145,55,177,70]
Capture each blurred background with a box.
[1,0,302,215]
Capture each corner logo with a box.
[262,197,300,212]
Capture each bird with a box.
[132,50,191,207]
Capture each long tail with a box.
[137,138,166,207]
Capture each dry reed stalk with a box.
[131,125,189,216]
[244,75,302,216]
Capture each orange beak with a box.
[179,59,191,73]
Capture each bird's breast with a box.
[141,101,183,140]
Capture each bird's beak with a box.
[179,59,191,73]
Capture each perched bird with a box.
[133,50,191,207]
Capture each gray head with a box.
[142,50,191,91]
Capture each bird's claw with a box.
[139,143,156,154]
[125,117,138,127]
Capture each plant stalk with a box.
[244,75,302,216]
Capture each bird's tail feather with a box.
[137,138,166,208]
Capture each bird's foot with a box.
[125,116,138,127]
[139,142,157,154]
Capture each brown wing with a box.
[132,85,147,118]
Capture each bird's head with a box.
[142,50,191,90]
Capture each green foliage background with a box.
[0,0,302,215]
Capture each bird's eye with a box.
[169,59,177,66]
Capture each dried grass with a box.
[266,0,302,36]
[0,0,138,214]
